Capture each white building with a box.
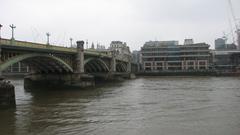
[109,41,131,60]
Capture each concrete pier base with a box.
[93,73,136,83]
[24,73,95,90]
[23,72,135,90]
[0,78,16,108]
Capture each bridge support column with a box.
[110,57,116,73]
[0,79,16,108]
[127,62,131,73]
[109,50,116,73]
[75,41,85,73]
[0,47,2,77]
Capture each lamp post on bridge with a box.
[86,39,88,49]
[0,24,2,39]
[46,32,50,45]
[0,24,2,66]
[70,38,73,48]
[9,24,16,40]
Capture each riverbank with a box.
[136,71,240,77]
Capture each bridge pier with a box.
[24,73,95,89]
[70,40,95,87]
[0,46,2,77]
[110,51,116,73]
[75,41,85,73]
[127,61,131,73]
[0,46,16,108]
[0,78,16,108]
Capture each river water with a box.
[1,77,240,135]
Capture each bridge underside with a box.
[84,58,128,73]
[0,54,73,74]
[23,57,72,74]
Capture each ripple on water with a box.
[1,77,240,135]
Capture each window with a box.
[145,63,151,66]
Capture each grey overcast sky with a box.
[1,0,240,50]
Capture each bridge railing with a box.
[0,38,76,53]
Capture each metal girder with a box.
[85,64,94,73]
[39,57,62,73]
[96,60,108,72]
[84,58,110,72]
[86,62,98,73]
[116,62,127,72]
[90,61,102,72]
[0,53,73,72]
[24,59,48,74]
[116,65,121,72]
[30,58,55,73]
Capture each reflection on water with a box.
[1,77,240,135]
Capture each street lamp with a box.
[9,24,16,40]
[0,24,2,39]
[70,38,73,48]
[86,39,88,49]
[46,32,50,45]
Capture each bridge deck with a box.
[0,38,132,63]
[0,38,112,58]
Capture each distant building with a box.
[132,51,141,64]
[141,40,211,71]
[215,37,238,51]
[211,50,240,71]
[215,38,226,50]
[132,50,142,71]
[237,29,240,50]
[144,40,179,47]
[184,39,194,45]
[109,41,131,60]
[226,43,237,50]
[96,44,106,51]
[2,62,29,75]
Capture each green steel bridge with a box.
[0,38,136,75]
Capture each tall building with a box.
[132,51,141,64]
[141,40,210,71]
[215,38,226,50]
[215,37,237,50]
[237,29,240,50]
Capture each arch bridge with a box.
[0,38,137,78]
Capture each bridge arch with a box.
[116,62,127,72]
[0,53,73,73]
[84,58,110,73]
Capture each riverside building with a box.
[141,40,211,72]
[109,41,132,61]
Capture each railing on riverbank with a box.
[136,69,240,76]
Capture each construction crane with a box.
[228,0,240,49]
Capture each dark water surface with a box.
[1,77,240,135]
